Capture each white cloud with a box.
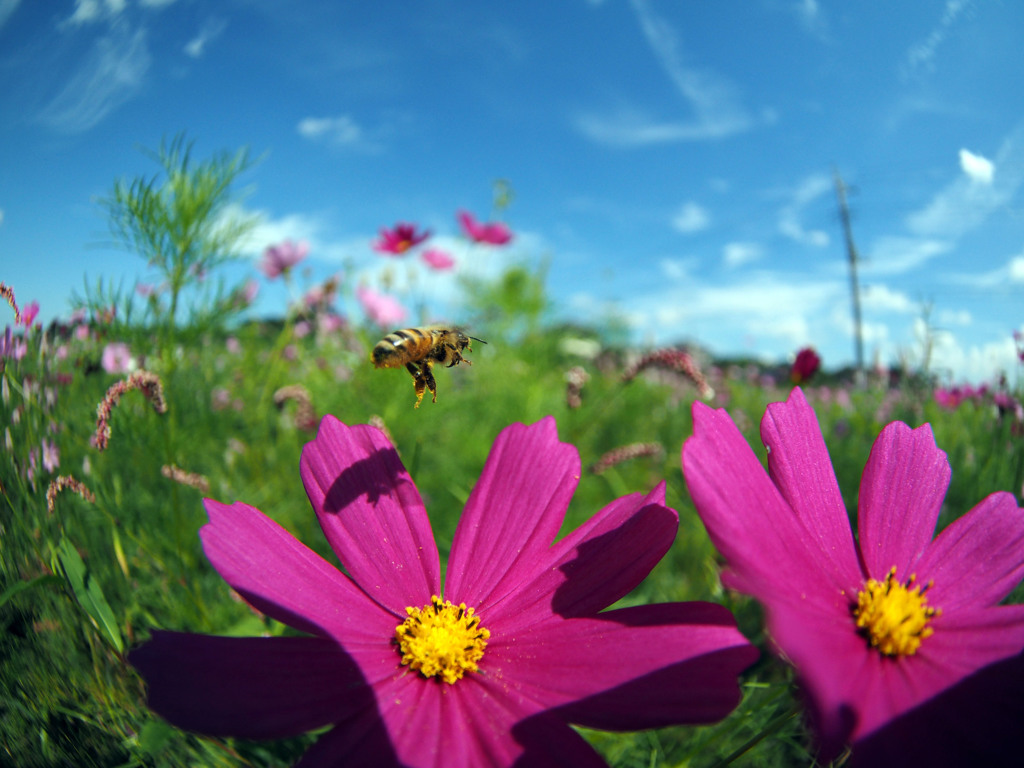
[38,24,150,132]
[948,249,1024,288]
[860,284,916,314]
[929,330,1020,384]
[906,132,1022,238]
[778,173,831,247]
[959,148,994,185]
[902,0,972,78]
[577,0,758,146]
[622,275,845,353]
[297,115,380,151]
[659,258,691,280]
[861,236,952,276]
[0,0,21,29]
[722,241,762,268]
[184,17,226,59]
[671,201,710,234]
[936,308,972,326]
[1011,255,1024,282]
[792,0,829,40]
[65,0,126,26]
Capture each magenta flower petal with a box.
[300,416,440,614]
[761,389,862,586]
[490,603,757,728]
[486,485,678,629]
[849,650,1024,768]
[444,417,579,610]
[684,401,847,603]
[201,499,397,641]
[857,420,951,580]
[913,491,1024,609]
[457,210,513,246]
[128,632,378,739]
[135,415,756,767]
[683,386,1024,762]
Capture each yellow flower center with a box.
[853,567,940,657]
[395,595,490,684]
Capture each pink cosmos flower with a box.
[130,416,757,767]
[20,300,39,327]
[259,240,309,279]
[372,222,431,255]
[42,438,60,473]
[790,346,821,384]
[682,387,1024,765]
[101,342,134,374]
[421,247,455,271]
[355,285,407,327]
[457,210,513,245]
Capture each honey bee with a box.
[371,327,485,408]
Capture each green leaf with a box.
[55,538,125,654]
[135,719,175,756]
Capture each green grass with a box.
[2,295,1022,768]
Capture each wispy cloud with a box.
[860,283,916,314]
[792,0,829,41]
[64,0,127,27]
[901,0,972,78]
[952,251,1024,289]
[778,173,831,247]
[577,0,760,146]
[722,241,762,268]
[298,114,385,152]
[861,236,952,276]
[37,23,150,133]
[622,274,846,354]
[907,124,1024,239]
[184,17,226,59]
[0,0,21,30]
[672,201,710,234]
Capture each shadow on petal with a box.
[510,712,610,767]
[848,651,1024,768]
[130,632,399,765]
[550,500,678,619]
[319,447,410,513]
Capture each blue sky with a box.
[2,0,1023,382]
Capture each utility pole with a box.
[834,169,864,379]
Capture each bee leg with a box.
[406,362,427,409]
[422,364,438,403]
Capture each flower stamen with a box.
[853,567,939,657]
[395,595,490,684]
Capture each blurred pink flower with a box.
[20,301,39,327]
[74,324,90,341]
[101,342,134,374]
[421,248,455,271]
[136,283,155,298]
[130,416,756,767]
[457,210,513,245]
[42,439,60,473]
[372,223,430,255]
[317,313,345,334]
[259,240,309,279]
[790,346,821,384]
[356,286,407,327]
[683,387,1024,764]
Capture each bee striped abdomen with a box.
[372,328,434,368]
